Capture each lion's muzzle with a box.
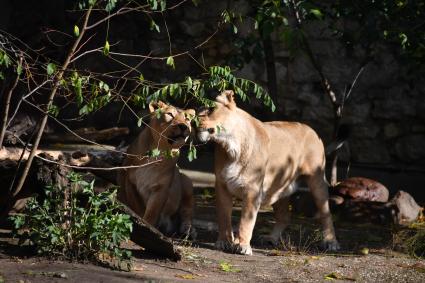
[167,123,191,146]
[196,128,214,143]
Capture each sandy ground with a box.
[1,170,424,282]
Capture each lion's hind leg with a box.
[178,173,196,239]
[258,196,291,247]
[306,171,340,251]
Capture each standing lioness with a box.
[117,101,195,237]
[197,90,339,255]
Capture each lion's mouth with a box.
[167,133,189,145]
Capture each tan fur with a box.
[117,101,195,236]
[197,90,339,255]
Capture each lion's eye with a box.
[165,112,174,118]
[198,106,215,117]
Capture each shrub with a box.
[396,222,425,258]
[10,172,132,268]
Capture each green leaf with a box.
[160,0,166,11]
[79,105,89,116]
[105,0,118,12]
[150,148,161,158]
[219,261,240,272]
[74,25,80,37]
[16,60,23,76]
[2,53,11,68]
[148,0,158,10]
[186,76,193,90]
[232,24,238,34]
[166,56,175,69]
[137,118,143,127]
[188,142,197,162]
[48,104,59,117]
[47,63,56,76]
[150,20,160,33]
[139,74,144,81]
[103,41,110,56]
[310,9,323,19]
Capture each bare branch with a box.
[6,79,52,128]
[11,6,94,199]
[0,55,23,148]
[35,153,162,171]
[345,66,366,100]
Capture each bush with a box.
[397,222,425,258]
[10,172,133,268]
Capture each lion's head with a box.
[149,101,195,148]
[196,90,236,143]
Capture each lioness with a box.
[197,90,339,255]
[117,101,196,237]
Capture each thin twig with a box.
[6,79,52,128]
[11,6,94,200]
[35,153,163,171]
[22,98,142,158]
[345,66,365,100]
[0,55,23,148]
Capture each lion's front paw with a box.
[215,240,234,252]
[234,244,252,255]
[322,239,340,251]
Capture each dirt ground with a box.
[1,176,425,283]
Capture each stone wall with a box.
[163,0,425,168]
[1,0,424,169]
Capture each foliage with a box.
[227,0,425,69]
[323,0,425,64]
[219,261,241,272]
[10,173,133,268]
[395,222,425,258]
[0,0,277,167]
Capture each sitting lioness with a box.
[197,90,339,255]
[117,101,196,237]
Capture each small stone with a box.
[360,248,369,255]
[384,123,402,138]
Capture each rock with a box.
[351,125,380,139]
[372,96,416,120]
[280,99,301,117]
[179,21,205,37]
[394,134,425,162]
[302,105,334,120]
[390,191,423,225]
[344,103,371,124]
[290,54,321,83]
[336,200,394,224]
[384,123,402,139]
[350,139,391,163]
[296,83,321,105]
[332,177,389,203]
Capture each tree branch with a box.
[10,6,94,200]
[0,55,23,148]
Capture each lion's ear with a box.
[149,100,166,113]
[216,90,236,109]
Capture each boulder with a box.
[332,177,389,203]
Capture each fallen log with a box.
[1,151,181,260]
[43,127,129,143]
[117,202,182,261]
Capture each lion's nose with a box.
[178,124,189,132]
